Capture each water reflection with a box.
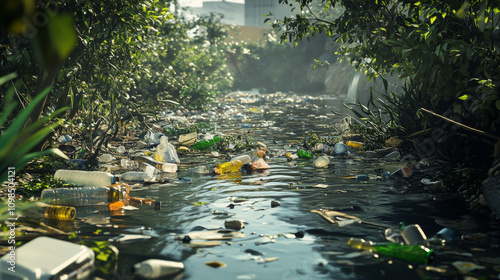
[98,92,500,280]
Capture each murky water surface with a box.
[96,92,499,279]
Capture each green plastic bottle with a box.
[347,238,434,264]
[297,149,312,158]
[192,136,222,150]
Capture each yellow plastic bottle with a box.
[44,205,76,221]
[346,141,363,149]
[215,160,243,174]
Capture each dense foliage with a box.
[273,0,500,167]
[0,0,234,161]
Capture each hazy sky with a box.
[179,0,245,7]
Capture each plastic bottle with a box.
[44,205,77,220]
[58,134,72,143]
[162,162,178,173]
[347,238,434,264]
[231,150,265,162]
[230,155,252,165]
[334,143,348,155]
[192,135,222,150]
[54,170,117,187]
[346,141,363,149]
[132,259,184,278]
[297,149,312,158]
[134,155,164,170]
[153,136,180,163]
[41,186,127,206]
[118,172,150,182]
[25,203,77,221]
[313,156,330,168]
[215,160,243,174]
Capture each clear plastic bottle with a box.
[153,136,180,163]
[132,259,184,278]
[54,170,117,187]
[347,238,434,264]
[118,172,150,182]
[231,150,265,163]
[229,155,252,165]
[215,160,243,174]
[41,186,127,206]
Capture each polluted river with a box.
[5,91,500,280]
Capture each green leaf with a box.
[47,14,77,60]
[458,94,469,100]
[496,100,500,110]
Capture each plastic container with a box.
[334,143,348,155]
[347,238,434,264]
[58,134,72,143]
[230,155,252,165]
[192,135,222,150]
[400,223,428,245]
[0,236,95,280]
[286,152,298,161]
[24,203,77,221]
[44,205,77,220]
[313,156,330,168]
[144,131,164,145]
[132,259,184,278]
[118,171,150,182]
[346,141,363,149]
[297,149,312,158]
[98,153,114,162]
[162,162,178,173]
[314,143,329,153]
[41,186,127,206]
[231,150,265,162]
[153,136,180,163]
[134,155,165,170]
[215,160,243,174]
[54,170,117,187]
